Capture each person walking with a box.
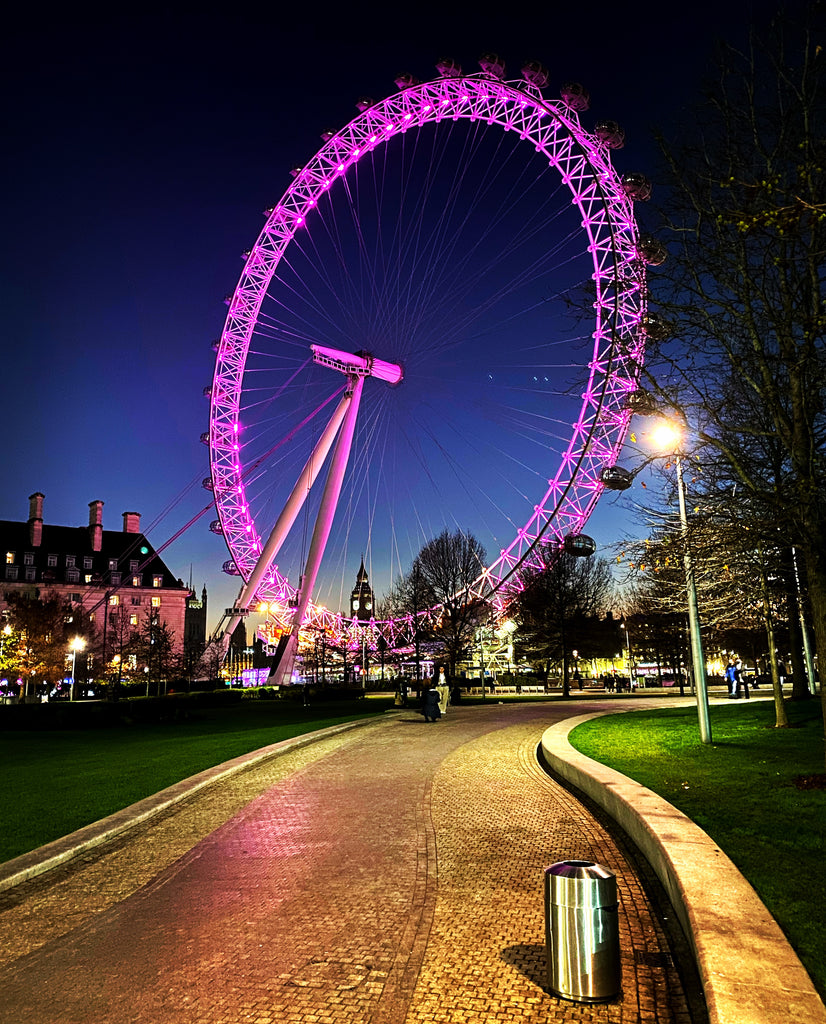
[735,657,749,700]
[725,657,740,698]
[436,665,450,716]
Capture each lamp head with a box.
[650,419,682,452]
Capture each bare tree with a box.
[396,529,488,678]
[638,8,825,751]
[4,591,94,697]
[511,545,615,697]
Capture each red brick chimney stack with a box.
[88,499,104,552]
[122,511,141,534]
[28,492,44,547]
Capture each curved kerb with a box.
[540,711,826,1024]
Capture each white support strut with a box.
[267,373,365,686]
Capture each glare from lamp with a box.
[650,420,682,452]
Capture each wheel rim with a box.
[208,72,647,639]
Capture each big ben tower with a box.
[349,558,374,620]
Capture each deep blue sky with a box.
[3,1,783,630]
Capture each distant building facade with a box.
[0,493,193,659]
[184,584,208,650]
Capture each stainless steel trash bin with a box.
[544,859,621,1002]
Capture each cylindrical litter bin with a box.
[544,859,621,1002]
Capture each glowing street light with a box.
[69,636,85,702]
[651,420,712,744]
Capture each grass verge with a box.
[0,698,393,864]
[568,698,826,999]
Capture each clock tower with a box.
[349,558,374,621]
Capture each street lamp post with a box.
[674,453,712,743]
[621,620,633,683]
[69,636,85,702]
[650,422,712,744]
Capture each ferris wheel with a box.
[206,55,656,678]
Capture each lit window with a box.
[66,555,76,568]
[151,596,161,608]
[153,575,163,588]
[23,552,34,566]
[132,575,142,587]
[129,614,138,627]
[47,554,58,567]
[85,574,93,583]
[83,557,93,570]
[109,559,118,571]
[89,612,95,622]
[109,595,120,606]
[5,552,14,565]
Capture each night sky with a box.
[3,1,782,631]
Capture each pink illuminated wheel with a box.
[207,64,649,641]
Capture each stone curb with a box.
[540,709,826,1024]
[0,716,378,894]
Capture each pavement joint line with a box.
[540,702,826,1024]
[0,714,389,894]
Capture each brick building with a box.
[1,493,193,662]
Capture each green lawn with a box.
[0,698,393,864]
[568,699,826,999]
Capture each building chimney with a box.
[28,492,44,548]
[122,511,141,534]
[88,499,104,552]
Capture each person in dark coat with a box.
[422,684,441,722]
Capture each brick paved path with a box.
[0,701,703,1023]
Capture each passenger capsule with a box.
[594,120,625,149]
[479,53,506,79]
[560,82,590,111]
[209,519,224,535]
[564,533,597,556]
[394,72,419,89]
[202,385,212,398]
[599,465,634,490]
[637,236,668,266]
[622,390,661,416]
[639,312,672,341]
[200,431,210,445]
[435,57,462,78]
[521,60,549,87]
[202,477,215,491]
[222,560,241,576]
[621,173,653,202]
[355,96,374,112]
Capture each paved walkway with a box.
[0,701,702,1023]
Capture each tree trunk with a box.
[800,540,826,767]
[759,562,789,728]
